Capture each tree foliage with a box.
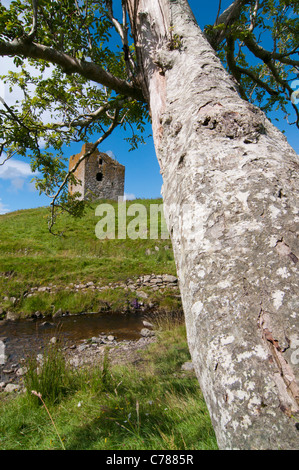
[205,0,299,126]
[0,0,297,232]
[0,0,147,231]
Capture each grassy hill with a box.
[0,199,218,450]
[0,199,180,318]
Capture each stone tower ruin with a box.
[68,143,125,201]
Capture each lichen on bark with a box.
[127,0,299,449]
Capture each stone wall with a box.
[84,150,125,201]
[68,149,85,197]
[18,273,178,299]
[69,143,125,201]
[1,273,180,320]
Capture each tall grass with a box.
[0,321,218,450]
[24,343,73,406]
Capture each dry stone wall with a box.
[1,274,180,319]
[23,273,178,297]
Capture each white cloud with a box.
[0,156,37,180]
[0,79,4,100]
[105,150,117,160]
[1,0,12,7]
[0,57,23,105]
[123,193,136,201]
[0,155,39,193]
[0,56,55,126]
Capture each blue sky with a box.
[0,0,298,214]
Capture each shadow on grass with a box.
[63,393,218,450]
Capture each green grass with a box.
[0,199,179,317]
[0,205,217,450]
[0,321,218,450]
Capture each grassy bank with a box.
[0,320,218,450]
[0,199,180,317]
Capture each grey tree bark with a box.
[126,0,299,449]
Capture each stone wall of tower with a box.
[84,151,125,201]
[68,149,85,200]
[69,143,125,201]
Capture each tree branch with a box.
[243,34,299,68]
[206,0,251,49]
[226,37,248,100]
[242,37,299,127]
[27,0,38,41]
[51,98,130,137]
[105,0,137,79]
[215,0,248,26]
[225,35,298,127]
[48,107,124,235]
[235,65,279,97]
[0,95,31,131]
[226,39,279,98]
[0,38,145,102]
[249,0,259,33]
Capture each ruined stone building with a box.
[68,143,125,201]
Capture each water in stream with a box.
[0,312,146,382]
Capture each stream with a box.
[0,312,147,384]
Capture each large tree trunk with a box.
[126,0,299,449]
